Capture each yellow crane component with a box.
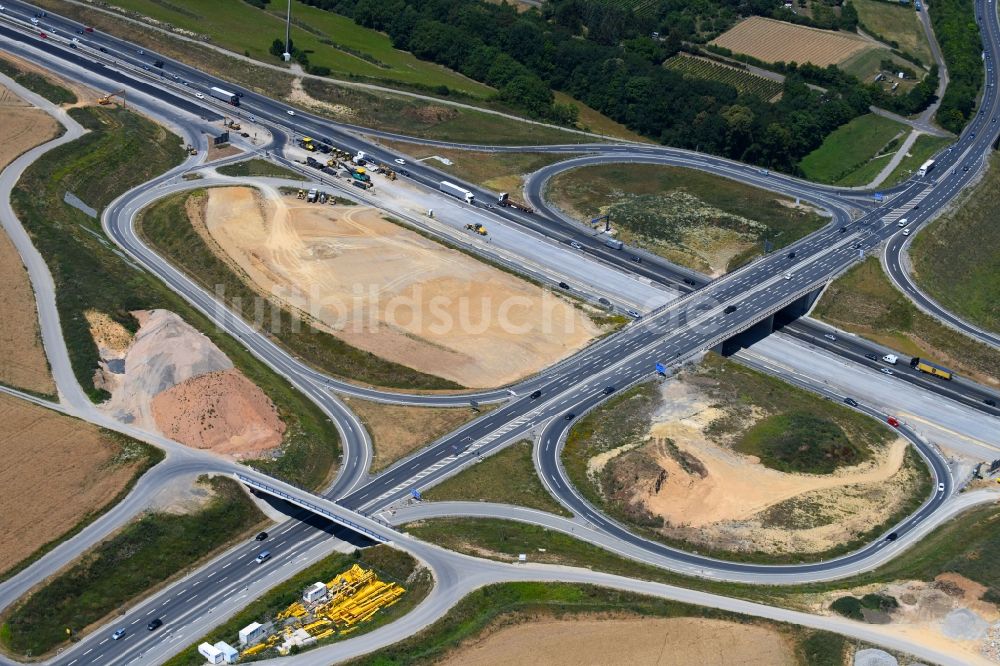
[277,601,306,620]
[97,89,127,108]
[241,644,269,657]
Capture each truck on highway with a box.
[604,236,623,250]
[208,86,239,106]
[910,357,953,380]
[498,192,533,213]
[918,159,935,177]
[440,180,475,204]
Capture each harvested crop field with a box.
[0,84,59,395]
[0,393,150,575]
[711,16,872,67]
[439,616,796,666]
[196,186,602,387]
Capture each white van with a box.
[882,354,898,365]
[897,218,909,227]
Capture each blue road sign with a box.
[655,362,666,375]
[411,489,422,501]
[874,192,884,202]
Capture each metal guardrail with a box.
[234,473,392,544]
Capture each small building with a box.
[303,582,328,604]
[214,641,238,664]
[198,642,224,665]
[238,621,267,647]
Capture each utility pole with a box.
[283,0,292,62]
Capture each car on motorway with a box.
[787,251,796,259]
[138,49,145,55]
[394,158,406,165]
[563,413,575,421]
[603,386,616,395]
[985,399,997,407]
[598,297,610,306]
[530,390,542,399]
[195,92,204,99]
[255,550,271,563]
[30,17,38,25]
[724,305,737,314]
[865,353,878,361]
[255,531,268,541]
[570,241,583,250]
[839,226,847,233]
[630,255,642,263]
[844,397,859,407]
[683,277,697,286]
[887,416,900,427]
[784,272,792,280]
[824,333,836,341]
[112,628,126,640]
[287,109,296,116]
[897,218,909,227]
[881,367,894,376]
[99,46,108,52]
[885,532,898,541]
[147,618,162,631]
[937,483,946,493]
[626,309,641,319]
[902,229,910,236]
[558,281,570,289]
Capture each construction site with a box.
[199,565,404,663]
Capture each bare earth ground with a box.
[343,397,485,471]
[711,16,872,67]
[438,616,797,666]
[93,309,284,459]
[0,393,141,575]
[808,573,1000,665]
[594,378,918,555]
[196,186,601,387]
[0,83,59,395]
[0,52,94,107]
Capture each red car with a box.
[38,32,46,39]
[84,26,94,33]
[887,416,900,427]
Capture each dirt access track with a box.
[0,393,144,575]
[0,82,60,395]
[195,186,602,388]
[439,616,797,665]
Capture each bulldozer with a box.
[465,223,487,236]
[184,144,198,156]
[296,189,306,199]
[223,117,242,131]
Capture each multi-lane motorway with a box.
[0,0,999,663]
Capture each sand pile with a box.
[98,309,283,458]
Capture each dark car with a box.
[255,531,268,541]
[598,297,611,306]
[99,46,108,52]
[885,532,898,541]
[530,390,542,400]
[147,618,163,631]
[724,305,737,314]
[682,278,697,286]
[558,281,570,289]
[630,255,642,263]
[603,386,615,395]
[865,353,878,361]
[563,413,575,421]
[986,399,998,407]
[839,226,847,233]
[787,251,796,259]
[844,397,859,407]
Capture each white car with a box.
[824,334,836,341]
[937,483,945,493]
[287,109,296,116]
[195,92,204,99]
[394,158,406,165]
[112,628,126,640]
[570,241,583,250]
[881,368,894,376]
[30,17,39,25]
[784,272,792,280]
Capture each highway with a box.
[0,0,998,663]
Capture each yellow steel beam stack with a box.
[276,601,307,621]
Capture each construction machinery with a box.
[97,89,126,108]
[498,192,533,213]
[223,117,241,131]
[184,144,197,155]
[296,189,306,199]
[298,136,316,151]
[465,223,488,235]
[376,163,397,181]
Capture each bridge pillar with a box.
[773,285,825,330]
[713,284,826,356]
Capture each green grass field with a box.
[884,135,952,185]
[910,155,1000,334]
[812,257,1000,385]
[798,114,907,184]
[138,188,461,390]
[736,411,868,474]
[0,57,77,105]
[1,477,262,656]
[854,0,934,64]
[215,158,306,180]
[161,546,430,666]
[11,106,342,489]
[425,440,570,515]
[546,163,827,272]
[98,0,491,96]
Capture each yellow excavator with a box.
[465,223,487,236]
[97,89,126,108]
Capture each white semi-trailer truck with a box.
[439,180,475,204]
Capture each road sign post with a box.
[655,362,666,375]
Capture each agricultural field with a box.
[664,55,783,101]
[839,47,924,91]
[711,16,872,67]
[910,154,1000,335]
[0,395,161,579]
[798,113,907,184]
[94,0,491,96]
[854,0,934,64]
